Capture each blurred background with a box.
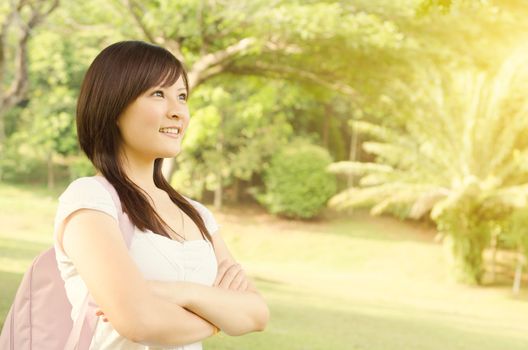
[2,0,528,349]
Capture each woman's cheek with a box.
[136,106,163,133]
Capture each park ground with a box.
[1,181,528,350]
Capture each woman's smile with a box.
[161,131,182,139]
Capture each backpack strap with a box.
[64,175,135,350]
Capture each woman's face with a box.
[116,76,189,162]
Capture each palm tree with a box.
[328,47,528,284]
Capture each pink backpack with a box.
[0,176,135,350]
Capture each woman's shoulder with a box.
[59,176,111,202]
[181,195,212,218]
[182,195,220,234]
[57,176,118,221]
[53,176,119,259]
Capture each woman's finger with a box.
[217,263,238,289]
[217,263,242,289]
[213,259,232,286]
[230,265,249,291]
[228,269,246,290]
[239,279,249,292]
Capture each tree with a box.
[0,0,59,179]
[328,46,528,284]
[172,77,294,206]
[104,0,408,182]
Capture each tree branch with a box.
[188,37,256,88]
[4,0,59,103]
[227,61,358,97]
[1,0,59,111]
[123,0,155,43]
[0,0,20,89]
[122,0,184,62]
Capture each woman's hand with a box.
[213,259,250,291]
[95,309,108,322]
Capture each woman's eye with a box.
[179,93,188,102]
[153,90,164,97]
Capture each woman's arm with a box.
[62,209,219,346]
[136,291,219,346]
[147,267,270,336]
[183,280,270,336]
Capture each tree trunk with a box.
[213,116,225,210]
[489,227,500,283]
[0,110,5,147]
[513,249,525,296]
[0,115,5,181]
[214,169,223,209]
[0,0,60,181]
[233,177,240,203]
[47,151,54,189]
[348,121,358,187]
[323,104,331,149]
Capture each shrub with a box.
[257,139,337,219]
[69,156,96,179]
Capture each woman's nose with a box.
[168,109,189,122]
[168,111,180,119]
[167,104,185,118]
[166,97,188,120]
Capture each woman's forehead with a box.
[156,73,186,88]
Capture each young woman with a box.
[53,40,269,349]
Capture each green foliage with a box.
[1,21,94,182]
[328,47,528,284]
[172,78,294,199]
[3,0,528,239]
[257,138,337,219]
[416,0,490,16]
[0,133,44,182]
[496,207,528,258]
[0,0,425,197]
[69,156,96,179]
[433,193,508,284]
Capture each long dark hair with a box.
[76,40,212,242]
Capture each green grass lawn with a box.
[1,181,528,349]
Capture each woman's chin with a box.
[160,149,181,158]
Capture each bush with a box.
[257,139,337,219]
[433,194,511,285]
[0,133,45,182]
[69,156,96,179]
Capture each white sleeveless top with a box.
[53,177,220,350]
